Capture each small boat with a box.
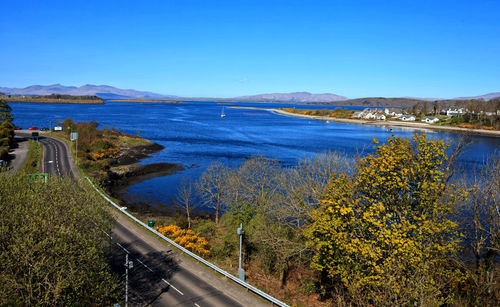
[326,121,330,124]
[221,106,226,118]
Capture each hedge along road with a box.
[35,133,269,306]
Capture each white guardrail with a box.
[86,177,289,307]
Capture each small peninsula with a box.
[50,119,184,212]
[1,94,104,104]
[107,99,185,103]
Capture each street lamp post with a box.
[237,223,245,281]
[125,254,133,307]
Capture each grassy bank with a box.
[20,139,42,174]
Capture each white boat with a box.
[221,106,226,118]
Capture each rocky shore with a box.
[102,142,184,212]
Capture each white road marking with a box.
[137,259,153,272]
[117,243,130,254]
[194,303,201,307]
[162,278,184,295]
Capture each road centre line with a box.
[162,278,184,295]
[137,259,154,272]
[117,243,130,254]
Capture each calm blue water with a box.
[11,101,500,210]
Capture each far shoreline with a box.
[270,108,500,138]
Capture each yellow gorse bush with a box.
[305,134,468,306]
[90,146,120,160]
[157,225,210,257]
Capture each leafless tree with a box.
[196,161,230,224]
[175,178,196,228]
[459,154,500,303]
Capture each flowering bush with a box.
[157,225,210,257]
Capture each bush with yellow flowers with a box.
[157,225,210,257]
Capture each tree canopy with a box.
[0,172,120,305]
[305,134,467,305]
[0,99,14,160]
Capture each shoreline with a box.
[5,99,103,104]
[100,142,185,214]
[271,109,500,138]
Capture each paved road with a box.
[110,214,260,306]
[36,134,268,306]
[7,132,30,171]
[39,135,76,179]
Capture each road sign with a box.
[70,132,78,141]
[28,173,48,183]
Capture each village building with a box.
[421,117,439,124]
[400,115,416,121]
[384,108,403,118]
[353,108,387,120]
[443,108,466,117]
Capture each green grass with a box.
[20,140,42,174]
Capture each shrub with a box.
[157,225,210,257]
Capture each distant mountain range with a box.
[1,84,499,104]
[0,84,174,100]
[232,92,347,103]
[454,92,500,101]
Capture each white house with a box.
[421,117,439,124]
[353,108,387,120]
[445,108,466,117]
[401,115,416,121]
[384,108,403,118]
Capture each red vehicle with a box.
[28,126,39,130]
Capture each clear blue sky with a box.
[1,0,499,98]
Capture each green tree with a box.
[0,99,13,122]
[305,134,467,305]
[0,171,120,305]
[0,100,14,159]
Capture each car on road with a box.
[28,126,39,130]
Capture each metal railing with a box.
[86,177,289,307]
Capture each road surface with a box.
[7,132,30,171]
[37,134,268,306]
[39,135,77,179]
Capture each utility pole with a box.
[125,253,133,307]
[237,223,245,281]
